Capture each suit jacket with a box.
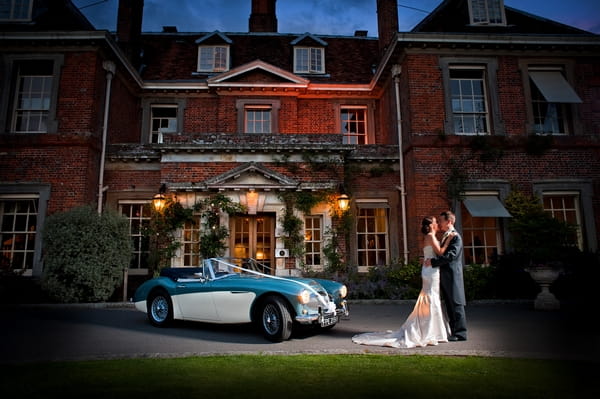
[431,232,466,305]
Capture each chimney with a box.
[117,0,144,67]
[377,0,398,53]
[249,0,277,32]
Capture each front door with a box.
[230,214,275,274]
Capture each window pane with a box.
[0,198,38,271]
[356,207,388,267]
[120,203,150,269]
[450,69,488,135]
[341,107,367,144]
[460,201,501,265]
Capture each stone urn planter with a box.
[526,266,561,310]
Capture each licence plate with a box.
[320,314,338,327]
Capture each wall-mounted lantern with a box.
[152,184,167,212]
[337,193,350,211]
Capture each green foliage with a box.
[342,259,422,300]
[463,263,498,301]
[504,190,576,264]
[144,198,194,276]
[194,194,246,259]
[41,205,132,303]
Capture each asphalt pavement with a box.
[0,300,597,364]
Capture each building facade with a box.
[1,0,598,291]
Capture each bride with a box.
[352,216,454,348]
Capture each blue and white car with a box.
[133,258,349,342]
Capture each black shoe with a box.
[448,335,466,341]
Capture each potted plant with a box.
[504,190,576,310]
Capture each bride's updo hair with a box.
[421,216,434,235]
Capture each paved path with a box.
[0,301,597,364]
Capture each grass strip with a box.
[1,354,596,398]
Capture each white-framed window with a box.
[0,196,38,272]
[450,67,489,135]
[542,192,583,250]
[150,105,178,143]
[304,215,322,268]
[197,45,229,72]
[294,47,325,74]
[341,106,368,144]
[245,105,272,134]
[0,0,32,21]
[460,193,513,265]
[119,202,151,270]
[236,99,280,134]
[357,204,389,268]
[468,0,506,26]
[527,67,581,135]
[181,216,201,267]
[11,59,54,133]
[460,193,511,265]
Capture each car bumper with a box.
[295,300,349,326]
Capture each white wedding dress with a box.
[352,245,450,348]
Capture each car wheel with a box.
[147,289,173,327]
[259,296,293,342]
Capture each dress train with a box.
[352,246,450,348]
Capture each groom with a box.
[429,210,467,341]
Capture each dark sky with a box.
[73,0,600,35]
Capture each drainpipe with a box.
[392,64,409,263]
[97,60,116,214]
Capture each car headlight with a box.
[339,285,347,299]
[297,289,311,304]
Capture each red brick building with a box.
[1,0,598,288]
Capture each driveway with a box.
[0,301,597,364]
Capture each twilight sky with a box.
[72,0,600,35]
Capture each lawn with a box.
[1,354,596,398]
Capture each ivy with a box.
[193,193,246,259]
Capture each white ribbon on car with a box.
[206,258,332,308]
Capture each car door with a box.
[174,280,220,321]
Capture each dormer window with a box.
[195,31,232,73]
[468,0,506,26]
[197,45,229,73]
[294,47,325,74]
[291,34,327,75]
[0,0,32,21]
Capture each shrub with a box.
[41,205,133,303]
[343,259,422,300]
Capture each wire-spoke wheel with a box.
[147,290,173,327]
[260,296,292,342]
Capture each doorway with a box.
[230,213,275,274]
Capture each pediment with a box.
[203,162,298,190]
[195,31,233,45]
[290,33,328,47]
[207,60,309,87]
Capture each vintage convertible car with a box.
[133,258,349,342]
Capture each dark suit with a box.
[431,230,467,340]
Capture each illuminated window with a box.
[181,216,201,267]
[304,216,322,268]
[0,197,37,272]
[357,206,389,267]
